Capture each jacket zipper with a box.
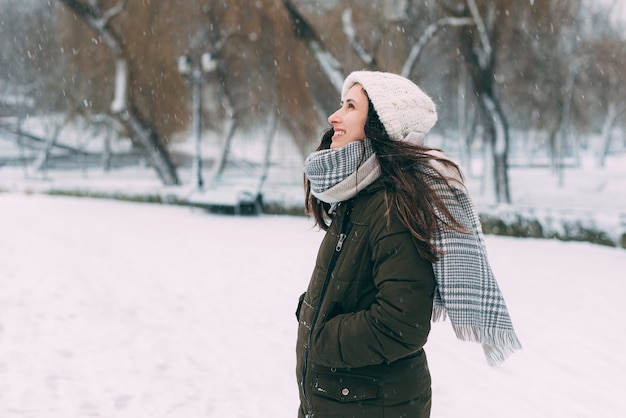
[300,213,353,417]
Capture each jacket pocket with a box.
[295,292,306,320]
[313,371,379,402]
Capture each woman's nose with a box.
[328,110,340,125]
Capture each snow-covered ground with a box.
[2,122,626,416]
[1,193,625,418]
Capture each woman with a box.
[296,71,521,418]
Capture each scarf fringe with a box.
[433,305,523,367]
[431,303,447,322]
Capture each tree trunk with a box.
[58,0,180,185]
[462,0,511,204]
[480,94,511,203]
[552,59,581,186]
[207,80,238,185]
[259,110,279,190]
[598,101,625,168]
[462,58,511,203]
[31,121,64,173]
[117,103,180,185]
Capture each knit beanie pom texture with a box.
[341,71,438,142]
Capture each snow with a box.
[1,119,626,416]
[1,193,626,418]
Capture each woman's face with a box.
[327,84,368,149]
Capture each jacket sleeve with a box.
[308,226,436,368]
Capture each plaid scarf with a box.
[304,144,521,366]
[427,157,522,366]
[304,139,380,208]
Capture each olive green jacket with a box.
[296,179,436,418]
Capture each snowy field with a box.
[1,193,626,418]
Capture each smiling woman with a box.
[327,84,368,149]
[299,71,521,418]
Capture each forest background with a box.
[1,0,625,246]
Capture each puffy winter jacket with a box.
[296,179,436,418]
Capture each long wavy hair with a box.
[304,99,467,262]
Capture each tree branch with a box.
[101,0,126,26]
[58,0,123,55]
[57,0,180,185]
[282,0,344,92]
[466,0,492,68]
[401,16,474,77]
[342,8,375,66]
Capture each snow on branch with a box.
[401,17,474,78]
[110,59,128,113]
[59,0,129,113]
[101,0,126,26]
[467,0,492,68]
[59,0,124,55]
[309,41,344,93]
[282,0,345,93]
[342,8,375,66]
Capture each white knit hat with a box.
[341,71,438,142]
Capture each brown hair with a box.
[304,99,466,262]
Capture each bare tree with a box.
[57,0,180,185]
[400,16,474,78]
[575,6,626,167]
[193,0,329,156]
[5,0,621,198]
[446,0,511,203]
